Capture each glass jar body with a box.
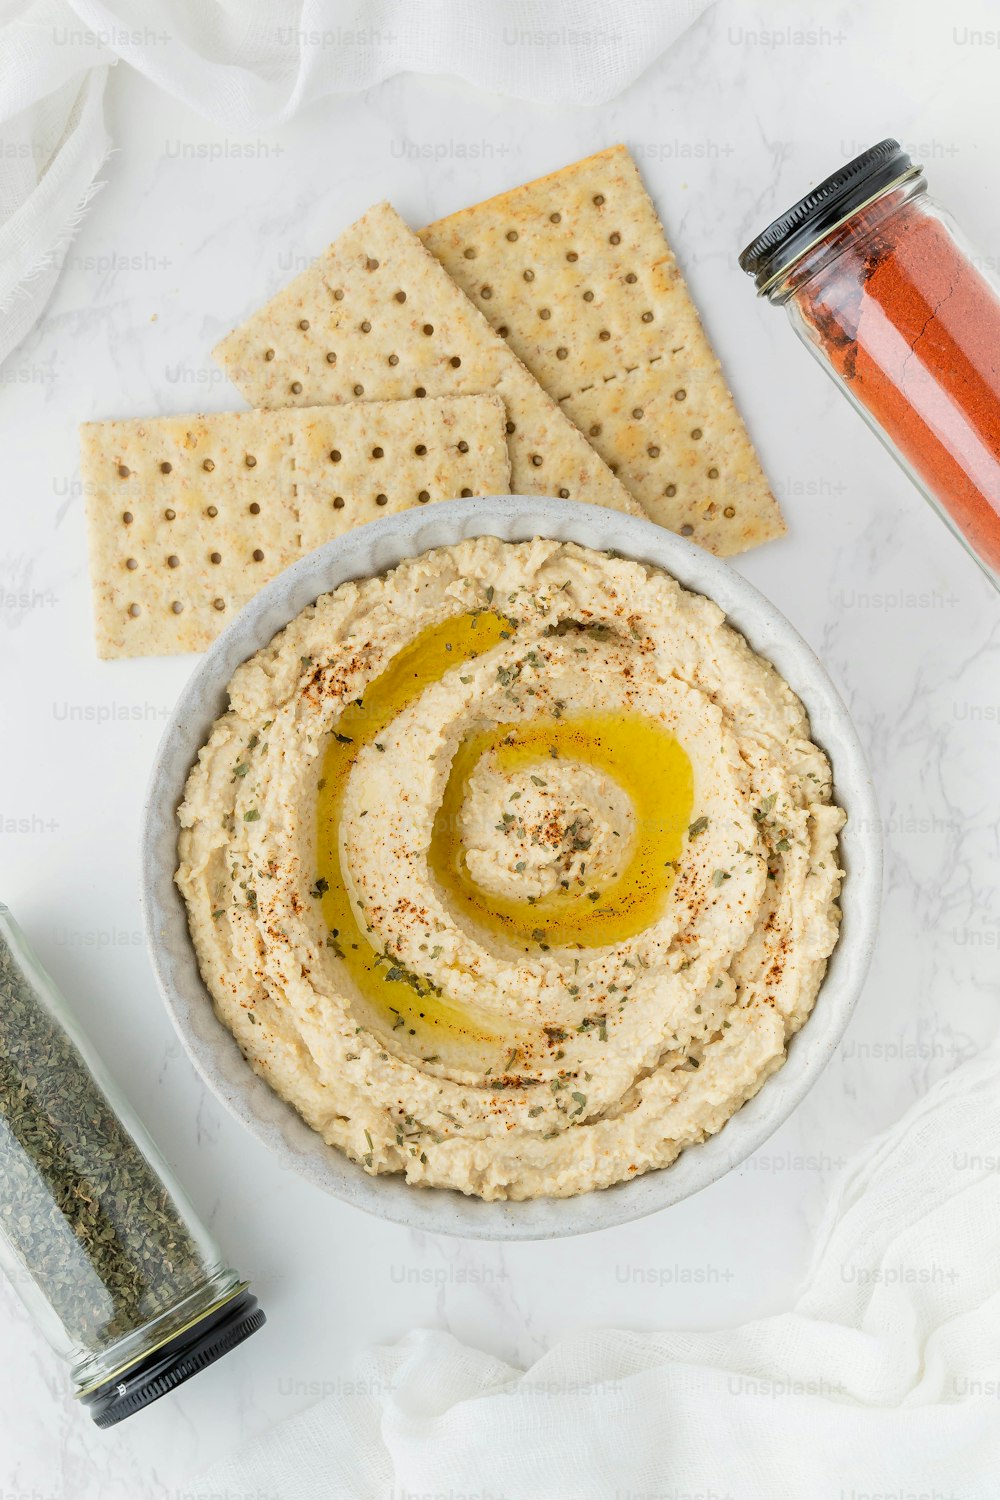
[770,179,1000,587]
[0,905,240,1396]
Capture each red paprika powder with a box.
[741,140,1000,584]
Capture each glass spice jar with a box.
[740,139,1000,590]
[0,904,265,1427]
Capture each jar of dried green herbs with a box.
[0,904,264,1427]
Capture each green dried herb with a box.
[0,929,208,1352]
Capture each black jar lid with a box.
[739,139,921,294]
[80,1286,265,1428]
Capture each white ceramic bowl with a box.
[142,497,881,1240]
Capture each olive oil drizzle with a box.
[316,612,512,1051]
[315,611,693,1053]
[429,713,693,950]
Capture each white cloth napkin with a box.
[0,3,111,368]
[199,1037,1000,1499]
[0,0,711,366]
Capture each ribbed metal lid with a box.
[739,140,919,293]
[81,1288,265,1428]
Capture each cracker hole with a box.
[418,490,430,503]
[290,381,302,395]
[632,407,644,419]
[375,494,388,506]
[360,320,372,333]
[566,251,578,262]
[264,349,274,361]
[680,525,694,537]
[550,212,561,223]
[164,509,176,521]
[556,347,568,360]
[422,323,434,336]
[395,290,406,303]
[539,308,551,320]
[642,311,654,323]
[388,354,399,366]
[167,555,180,568]
[457,440,469,453]
[530,454,543,467]
[371,446,384,459]
[463,247,476,259]
[625,272,637,284]
[583,290,594,302]
[213,599,226,611]
[505,421,516,435]
[160,461,172,475]
[118,465,130,479]
[353,384,364,396]
[299,319,310,331]
[125,558,138,571]
[708,467,720,479]
[481,286,492,299]
[593,193,605,206]
[691,428,703,440]
[330,449,342,463]
[505,230,518,242]
[206,505,218,518]
[589,424,602,437]
[609,232,621,245]
[210,552,221,565]
[128,604,140,617]
[249,502,261,514]
[170,601,183,614]
[558,488,570,498]
[414,444,427,456]
[648,445,660,458]
[724,505,736,518]
[460,488,473,497]
[326,352,337,364]
[665,484,677,497]
[333,497,345,509]
[202,458,215,472]
[497,325,509,337]
[366,258,379,271]
[450,355,461,367]
[252,549,265,562]
[599,330,610,341]
[333,289,344,300]
[675,388,687,401]
[523,269,535,282]
[245,454,257,468]
[414,387,426,398]
[122,512,133,525]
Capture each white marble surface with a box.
[2,1,999,1494]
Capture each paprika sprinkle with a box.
[741,140,1000,586]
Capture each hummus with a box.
[177,537,844,1201]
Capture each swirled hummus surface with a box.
[177,537,844,1200]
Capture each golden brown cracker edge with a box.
[420,145,785,556]
[82,395,511,658]
[211,201,643,520]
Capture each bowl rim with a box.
[141,495,882,1240]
